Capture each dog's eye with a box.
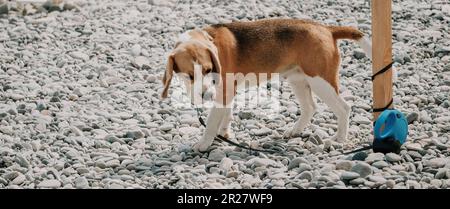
[189,74,194,80]
[205,69,212,74]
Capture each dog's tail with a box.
[329,26,364,40]
[328,26,397,80]
[328,26,372,60]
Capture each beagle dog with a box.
[161,19,372,152]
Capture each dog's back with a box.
[204,19,364,82]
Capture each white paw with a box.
[283,127,301,139]
[331,134,346,143]
[218,128,231,139]
[193,140,213,153]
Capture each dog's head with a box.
[161,29,221,102]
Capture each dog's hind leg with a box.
[283,73,317,138]
[306,75,350,142]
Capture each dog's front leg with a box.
[193,107,231,152]
[218,106,233,138]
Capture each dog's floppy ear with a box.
[161,54,175,99]
[207,46,222,85]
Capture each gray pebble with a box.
[238,111,255,120]
[372,161,389,169]
[15,155,30,168]
[351,162,373,178]
[11,174,26,185]
[336,160,354,171]
[353,49,366,59]
[288,157,308,170]
[208,149,226,162]
[365,153,385,164]
[75,177,89,189]
[70,51,89,61]
[406,112,419,124]
[298,163,312,173]
[386,180,396,188]
[352,152,368,161]
[349,178,365,185]
[126,129,145,139]
[435,168,448,179]
[219,157,233,171]
[37,180,61,189]
[159,123,174,132]
[298,171,313,181]
[385,153,402,163]
[341,171,360,180]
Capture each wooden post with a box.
[371,0,393,121]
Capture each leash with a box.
[195,108,281,154]
[195,108,374,156]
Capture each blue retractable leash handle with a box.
[372,109,408,154]
[342,109,409,155]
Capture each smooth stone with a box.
[76,167,89,175]
[386,180,396,188]
[405,143,423,151]
[159,123,174,132]
[351,162,373,178]
[385,153,402,162]
[352,152,368,161]
[435,168,448,179]
[424,158,447,168]
[372,161,389,169]
[208,149,226,162]
[37,179,61,188]
[74,177,89,189]
[130,44,141,56]
[11,174,26,185]
[349,178,365,185]
[251,128,272,136]
[406,180,421,189]
[298,171,313,181]
[298,163,312,173]
[226,171,239,178]
[238,111,254,120]
[336,160,354,171]
[365,153,385,163]
[406,112,419,124]
[70,51,89,61]
[170,154,183,162]
[125,130,145,139]
[132,56,150,69]
[288,157,308,170]
[0,3,9,15]
[106,160,120,168]
[0,177,8,185]
[367,175,385,183]
[178,127,200,136]
[341,171,360,180]
[353,49,366,59]
[15,155,30,168]
[219,157,233,171]
[109,183,124,189]
[353,115,371,125]
[246,158,278,168]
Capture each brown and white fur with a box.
[161,19,373,152]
